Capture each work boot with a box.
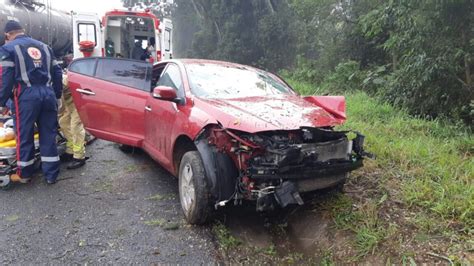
[60,153,73,162]
[46,179,57,185]
[67,158,86,170]
[11,174,31,184]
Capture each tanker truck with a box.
[0,0,73,58]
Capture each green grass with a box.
[144,219,166,227]
[289,79,473,227]
[328,194,392,257]
[212,223,242,250]
[144,219,180,230]
[145,193,175,201]
[288,78,473,258]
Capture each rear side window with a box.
[69,58,97,76]
[95,59,151,91]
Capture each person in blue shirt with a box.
[0,20,62,184]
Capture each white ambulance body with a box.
[72,10,172,61]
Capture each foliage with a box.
[320,61,365,93]
[171,0,473,125]
[359,1,473,123]
[174,0,294,71]
[121,0,175,19]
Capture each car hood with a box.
[194,94,345,133]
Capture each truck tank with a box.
[0,0,73,57]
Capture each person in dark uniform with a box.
[0,20,62,184]
[131,40,145,61]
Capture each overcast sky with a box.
[51,0,124,16]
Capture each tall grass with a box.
[288,78,473,229]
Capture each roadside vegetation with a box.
[289,78,473,263]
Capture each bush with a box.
[320,61,365,93]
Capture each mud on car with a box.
[68,58,369,224]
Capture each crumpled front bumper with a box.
[248,133,369,210]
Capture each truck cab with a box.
[73,10,172,62]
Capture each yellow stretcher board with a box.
[0,133,39,148]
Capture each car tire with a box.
[179,151,212,225]
[0,175,11,190]
[118,144,135,154]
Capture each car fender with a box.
[194,131,238,203]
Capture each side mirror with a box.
[152,86,182,104]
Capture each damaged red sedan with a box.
[68,58,369,224]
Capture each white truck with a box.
[72,9,173,61]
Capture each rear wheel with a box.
[179,151,213,225]
[118,144,135,154]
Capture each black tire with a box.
[0,177,12,191]
[118,144,135,154]
[0,184,12,190]
[178,151,213,225]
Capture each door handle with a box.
[76,88,96,96]
[145,106,152,112]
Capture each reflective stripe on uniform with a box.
[42,44,52,86]
[0,61,15,67]
[18,159,35,167]
[14,45,32,87]
[41,156,60,162]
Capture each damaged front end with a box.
[195,125,370,212]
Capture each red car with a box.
[68,58,368,224]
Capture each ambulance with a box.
[72,9,172,62]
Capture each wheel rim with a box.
[180,163,195,213]
[0,175,10,188]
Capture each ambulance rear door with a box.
[160,18,173,60]
[72,12,104,59]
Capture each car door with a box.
[143,63,185,167]
[68,57,152,146]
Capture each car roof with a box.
[160,58,262,72]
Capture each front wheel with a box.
[179,151,213,225]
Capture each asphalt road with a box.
[0,140,217,264]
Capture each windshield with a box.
[185,63,295,99]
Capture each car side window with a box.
[69,58,97,76]
[95,58,151,91]
[157,64,183,92]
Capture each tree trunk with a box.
[392,52,398,71]
[461,30,472,88]
[190,0,203,19]
[465,54,472,87]
[266,0,275,13]
[214,20,221,41]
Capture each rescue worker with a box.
[0,20,62,184]
[131,41,144,61]
[105,37,115,57]
[58,70,86,169]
